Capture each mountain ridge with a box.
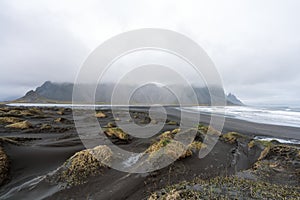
[15,81,244,105]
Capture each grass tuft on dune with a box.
[52,145,113,187]
[0,117,22,124]
[104,127,130,141]
[148,176,300,200]
[0,147,9,186]
[146,129,207,161]
[5,120,33,129]
[221,131,247,144]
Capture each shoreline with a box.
[4,103,300,139]
[165,107,300,140]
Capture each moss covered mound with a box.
[152,141,187,161]
[4,108,43,117]
[149,176,300,200]
[40,124,52,130]
[106,122,117,128]
[221,132,247,144]
[5,120,33,129]
[146,129,182,155]
[0,147,9,185]
[158,129,179,140]
[0,107,9,112]
[267,145,299,160]
[255,144,300,164]
[56,108,65,115]
[196,124,221,142]
[182,141,207,159]
[27,108,44,115]
[54,117,70,123]
[0,117,22,124]
[146,137,171,155]
[148,135,300,199]
[248,139,276,149]
[146,129,206,161]
[250,144,300,185]
[104,127,130,141]
[95,111,106,118]
[51,145,113,187]
[166,120,179,126]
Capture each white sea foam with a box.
[181,106,300,128]
[254,136,300,145]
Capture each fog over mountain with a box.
[16,81,243,106]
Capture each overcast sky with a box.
[0,0,299,105]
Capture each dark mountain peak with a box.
[38,81,53,89]
[35,81,73,101]
[25,90,36,96]
[227,93,244,105]
[43,80,52,86]
[16,90,49,103]
[130,83,178,105]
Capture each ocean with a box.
[181,105,300,128]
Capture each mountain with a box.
[35,81,73,101]
[14,90,53,103]
[129,83,179,105]
[226,93,244,105]
[16,81,244,105]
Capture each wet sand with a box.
[0,105,299,199]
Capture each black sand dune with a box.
[0,105,299,199]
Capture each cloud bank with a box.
[0,0,299,105]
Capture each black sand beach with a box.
[0,105,299,199]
